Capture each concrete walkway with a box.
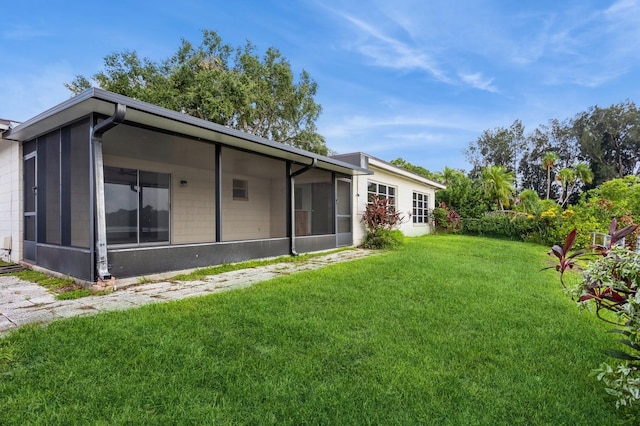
[0,249,373,336]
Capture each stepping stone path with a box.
[0,249,374,336]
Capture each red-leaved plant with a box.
[360,195,408,249]
[361,195,406,235]
[547,218,640,407]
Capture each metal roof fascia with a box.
[5,88,370,176]
[367,156,446,190]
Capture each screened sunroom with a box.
[2,89,369,282]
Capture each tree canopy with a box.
[574,101,640,186]
[465,119,525,178]
[466,101,640,200]
[66,30,328,154]
[389,158,441,182]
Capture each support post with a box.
[289,158,317,256]
[215,144,222,242]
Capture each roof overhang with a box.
[4,88,371,176]
[368,157,446,189]
[335,152,446,190]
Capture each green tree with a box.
[66,30,328,154]
[587,175,640,219]
[574,101,640,186]
[435,167,487,218]
[519,119,579,199]
[480,165,515,210]
[389,158,440,182]
[465,119,525,181]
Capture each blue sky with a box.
[2,0,639,171]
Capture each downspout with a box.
[92,104,126,281]
[289,158,317,256]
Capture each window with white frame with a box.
[413,192,429,224]
[367,181,396,207]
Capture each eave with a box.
[4,88,371,176]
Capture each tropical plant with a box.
[516,189,542,215]
[557,163,594,207]
[361,195,406,249]
[548,219,640,408]
[480,165,515,210]
[556,167,576,206]
[432,202,461,232]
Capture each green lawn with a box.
[1,235,637,425]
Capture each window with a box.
[367,181,396,206]
[413,192,429,224]
[232,179,248,200]
[104,167,170,245]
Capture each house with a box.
[332,153,446,245]
[0,119,21,263]
[0,89,444,283]
[0,88,370,283]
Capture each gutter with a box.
[289,158,317,256]
[92,103,126,281]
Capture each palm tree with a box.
[558,163,594,207]
[556,167,575,206]
[481,165,515,210]
[542,152,560,200]
[574,163,594,186]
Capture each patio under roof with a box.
[3,88,371,177]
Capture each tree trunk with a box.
[546,166,551,200]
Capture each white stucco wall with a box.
[0,136,21,263]
[352,157,442,245]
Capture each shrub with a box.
[361,196,406,249]
[361,229,404,249]
[548,220,640,408]
[432,202,461,232]
[462,211,537,241]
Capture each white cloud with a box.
[338,13,453,83]
[605,0,638,16]
[459,72,498,93]
[319,108,492,145]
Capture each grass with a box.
[0,235,637,424]
[9,269,84,300]
[170,247,351,281]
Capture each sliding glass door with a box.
[104,167,170,245]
